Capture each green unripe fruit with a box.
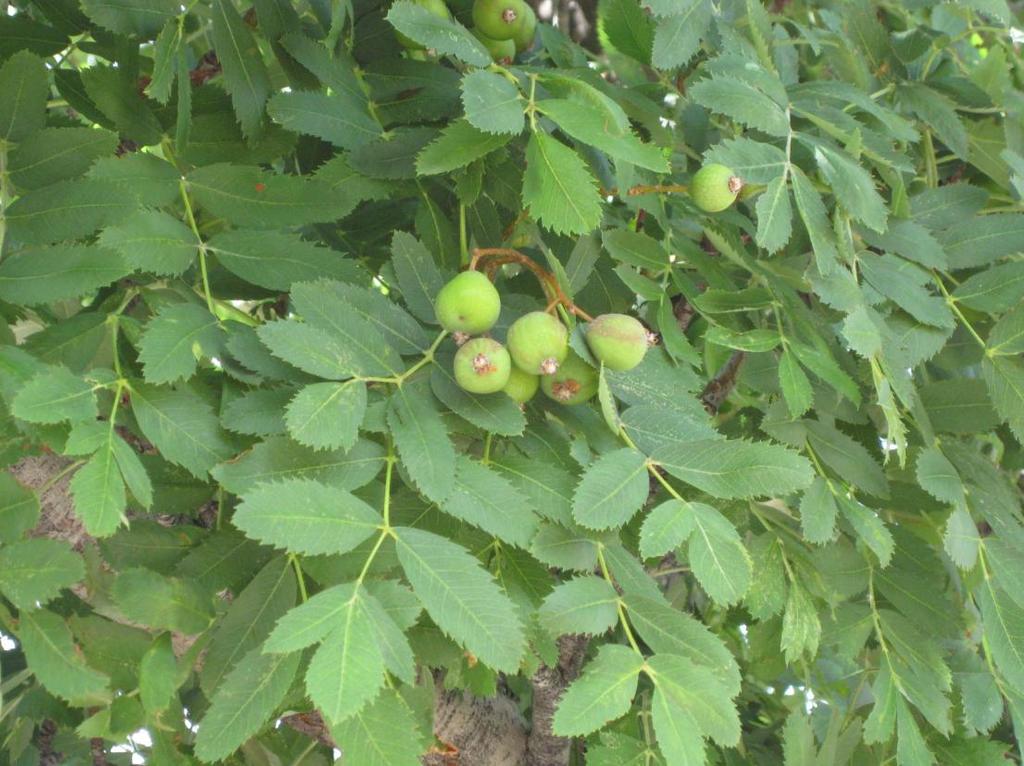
[511,3,536,53]
[690,163,743,213]
[585,313,649,372]
[507,311,569,375]
[472,28,516,64]
[435,271,501,334]
[541,351,598,405]
[396,0,452,48]
[502,365,539,403]
[472,0,526,40]
[454,338,512,394]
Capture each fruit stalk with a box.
[469,247,593,320]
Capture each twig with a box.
[525,635,590,766]
[470,248,594,321]
[700,351,746,413]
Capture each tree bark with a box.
[525,635,590,766]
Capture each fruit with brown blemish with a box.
[472,0,526,40]
[472,27,516,64]
[585,313,649,371]
[511,3,536,53]
[454,338,512,394]
[541,351,598,405]
[506,311,569,375]
[435,270,501,334]
[690,163,743,213]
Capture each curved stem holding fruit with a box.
[469,247,594,322]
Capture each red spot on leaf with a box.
[254,183,266,192]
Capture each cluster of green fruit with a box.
[397,0,537,64]
[435,271,649,404]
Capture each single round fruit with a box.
[541,351,598,405]
[690,163,743,213]
[454,338,512,394]
[472,27,516,64]
[435,271,501,334]
[585,313,648,371]
[396,0,452,48]
[511,3,536,53]
[472,0,526,40]
[507,311,569,375]
[502,365,540,403]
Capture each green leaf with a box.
[944,507,979,570]
[5,179,139,246]
[812,144,887,232]
[87,153,180,207]
[292,280,404,377]
[939,213,1024,270]
[836,496,894,566]
[538,99,669,173]
[602,229,670,270]
[267,90,381,149]
[138,304,224,385]
[316,280,431,356]
[552,644,644,736]
[0,472,41,544]
[130,383,236,479]
[430,355,527,436]
[982,356,1024,443]
[915,446,964,506]
[639,499,697,558]
[329,690,426,766]
[201,556,296,694]
[0,17,67,59]
[755,175,793,251]
[572,448,650,530]
[705,137,788,184]
[386,1,490,66]
[146,20,179,104]
[111,568,214,634]
[0,538,83,609]
[80,0,177,37]
[860,255,953,329]
[791,165,840,274]
[387,384,456,503]
[70,440,127,537]
[492,455,576,527]
[211,436,385,495]
[899,84,968,159]
[646,652,741,746]
[653,439,814,499]
[187,164,348,228]
[417,119,514,175]
[522,131,603,236]
[210,0,271,138]
[0,51,48,142]
[461,70,524,135]
[97,210,197,276]
[651,682,705,765]
[391,230,445,325]
[207,230,364,291]
[442,456,539,548]
[539,576,620,636]
[952,262,1024,314]
[0,244,130,306]
[778,349,813,418]
[685,504,753,605]
[799,477,838,544]
[690,76,789,138]
[257,320,359,380]
[264,583,356,653]
[19,609,109,703]
[285,381,366,452]
[395,526,525,671]
[804,419,889,499]
[599,0,653,63]
[896,696,936,766]
[8,127,118,191]
[781,582,821,663]
[626,595,741,694]
[978,580,1024,692]
[12,366,96,423]
[234,479,381,555]
[139,633,177,713]
[650,1,712,70]
[193,649,301,762]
